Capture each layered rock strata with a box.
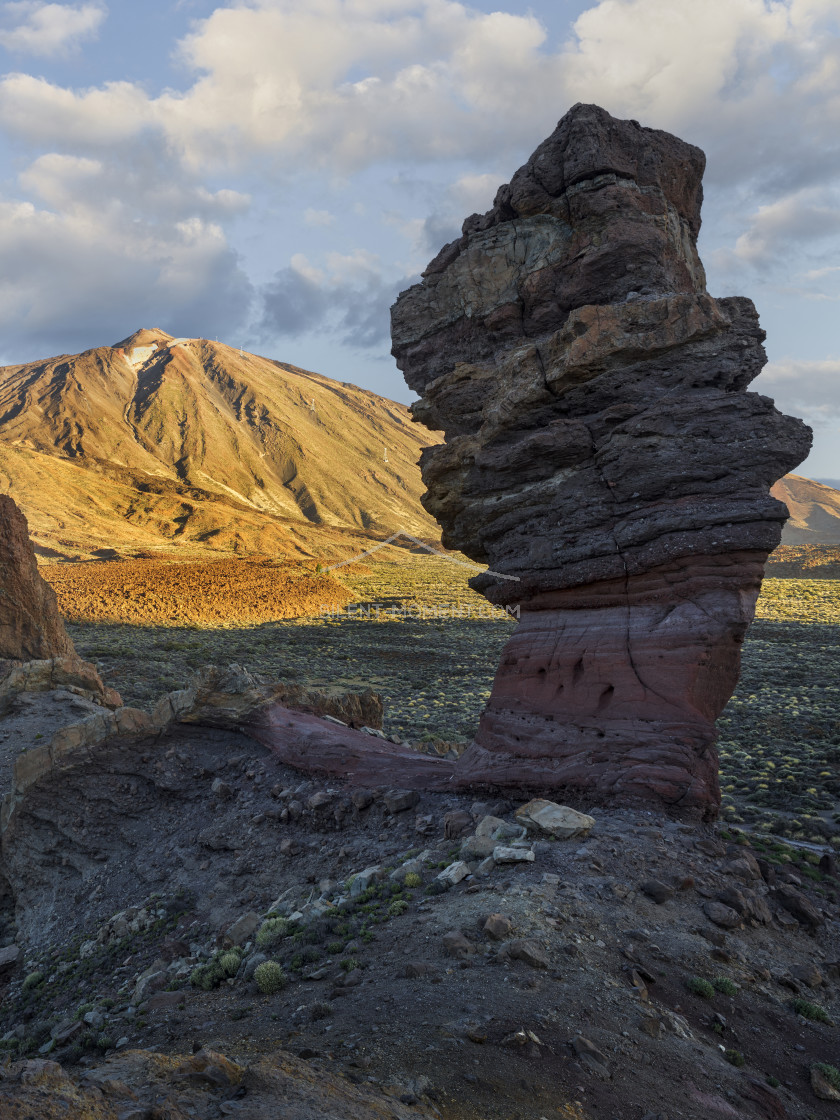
[391,103,812,816]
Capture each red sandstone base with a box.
[247,706,456,789]
[452,557,765,817]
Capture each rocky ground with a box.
[62,558,840,845]
[0,696,839,1119]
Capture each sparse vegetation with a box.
[253,961,287,995]
[725,1049,745,1067]
[191,948,243,991]
[686,977,715,999]
[813,1063,840,1091]
[256,917,290,951]
[792,998,832,1023]
[403,872,422,888]
[219,951,242,977]
[712,977,739,996]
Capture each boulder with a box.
[391,103,811,817]
[811,1065,840,1102]
[0,496,74,662]
[506,939,550,969]
[515,800,594,839]
[483,913,513,940]
[436,860,470,887]
[772,885,823,931]
[492,846,535,864]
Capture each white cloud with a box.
[0,1,105,56]
[0,0,835,195]
[755,357,840,428]
[732,187,840,265]
[303,208,336,227]
[0,153,252,360]
[0,73,154,145]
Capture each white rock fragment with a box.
[436,860,470,886]
[493,846,535,864]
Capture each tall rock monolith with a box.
[391,103,811,817]
[0,494,75,662]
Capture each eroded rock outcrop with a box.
[0,495,74,662]
[391,103,812,816]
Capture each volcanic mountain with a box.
[0,329,441,561]
[771,473,840,544]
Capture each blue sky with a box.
[0,0,839,476]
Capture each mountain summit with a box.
[0,330,440,560]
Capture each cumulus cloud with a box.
[732,187,840,265]
[0,1,564,168]
[0,1,105,56]
[260,249,414,348]
[0,153,252,361]
[0,0,835,180]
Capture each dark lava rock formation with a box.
[0,494,75,663]
[391,103,812,817]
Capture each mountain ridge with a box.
[771,472,840,545]
[0,329,441,561]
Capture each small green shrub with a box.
[340,957,358,972]
[301,945,322,963]
[403,872,422,888]
[254,961,287,994]
[22,971,44,992]
[686,977,715,999]
[388,900,409,917]
[813,1063,840,1090]
[96,1034,114,1053]
[725,1049,745,1067]
[310,1000,333,1021]
[326,940,344,955]
[712,977,739,997]
[256,917,289,951]
[792,998,832,1023]
[219,950,241,978]
[190,958,226,991]
[767,1076,780,1089]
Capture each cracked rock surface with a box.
[391,102,812,817]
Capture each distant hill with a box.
[771,474,840,545]
[0,329,441,562]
